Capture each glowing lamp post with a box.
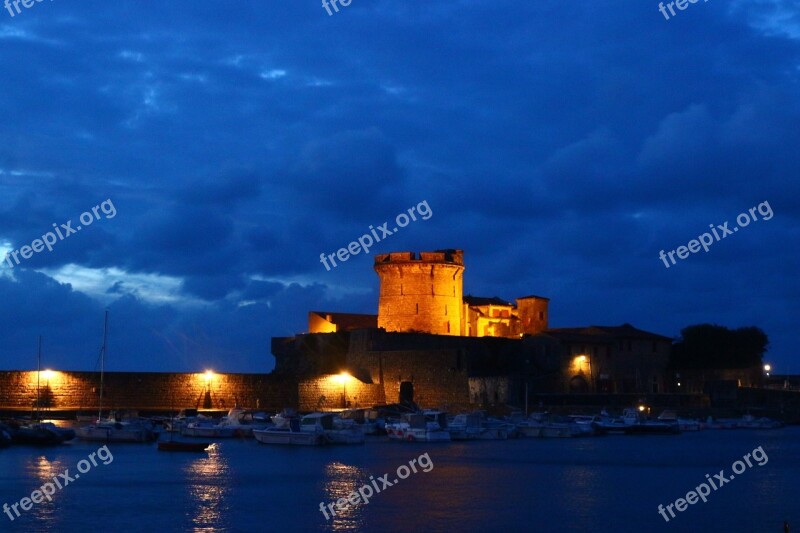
[334,372,350,408]
[764,364,772,378]
[575,355,593,391]
[202,370,214,409]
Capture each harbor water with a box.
[1,427,798,532]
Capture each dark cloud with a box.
[0,0,798,372]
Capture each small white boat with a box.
[300,413,364,444]
[526,413,582,438]
[385,411,450,442]
[737,414,783,429]
[213,408,270,437]
[658,410,700,432]
[339,409,380,435]
[448,412,514,440]
[76,312,157,443]
[253,420,323,446]
[568,415,601,436]
[270,408,298,429]
[181,416,238,438]
[164,409,199,432]
[76,421,157,443]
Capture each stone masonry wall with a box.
[0,371,297,413]
[298,374,386,411]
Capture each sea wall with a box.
[0,371,297,414]
[298,374,386,412]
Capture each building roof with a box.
[516,294,551,301]
[464,295,514,307]
[546,323,673,341]
[309,311,378,331]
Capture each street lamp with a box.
[764,364,772,377]
[334,372,350,408]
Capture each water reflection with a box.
[322,461,369,531]
[25,454,66,530]
[183,443,230,532]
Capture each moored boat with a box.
[253,419,324,446]
[0,424,11,447]
[300,412,364,444]
[658,410,701,432]
[29,422,76,441]
[448,412,514,440]
[385,411,451,442]
[181,417,238,438]
[76,420,157,443]
[737,414,783,429]
[339,408,380,435]
[8,423,65,445]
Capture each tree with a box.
[670,324,768,370]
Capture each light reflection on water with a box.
[322,461,369,532]
[25,454,66,530]
[182,443,231,532]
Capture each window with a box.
[539,311,544,320]
[446,322,450,333]
[416,303,419,314]
[445,305,448,316]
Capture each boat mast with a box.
[98,310,108,422]
[35,335,42,420]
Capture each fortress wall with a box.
[298,374,386,411]
[0,371,297,413]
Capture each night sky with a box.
[0,1,797,373]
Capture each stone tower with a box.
[516,295,550,335]
[374,249,464,336]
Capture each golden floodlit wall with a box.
[0,371,297,413]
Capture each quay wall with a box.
[0,371,297,414]
[298,375,386,412]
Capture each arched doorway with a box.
[569,375,589,393]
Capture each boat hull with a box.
[10,427,65,445]
[76,425,156,443]
[181,426,238,438]
[386,426,451,442]
[253,429,323,446]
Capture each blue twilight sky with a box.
[0,1,798,373]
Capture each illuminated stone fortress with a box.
[312,248,550,339]
[279,248,672,411]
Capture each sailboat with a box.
[10,337,74,445]
[157,395,210,451]
[76,312,157,443]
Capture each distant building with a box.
[273,249,673,409]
